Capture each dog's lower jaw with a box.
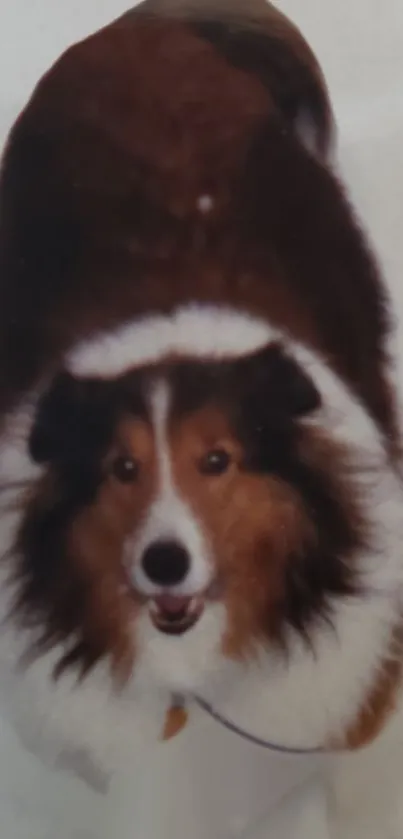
[133,599,234,696]
[325,698,403,839]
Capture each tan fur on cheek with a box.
[65,418,158,679]
[211,477,314,658]
[170,409,314,658]
[68,505,136,679]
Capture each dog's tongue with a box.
[154,594,190,615]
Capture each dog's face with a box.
[13,338,363,689]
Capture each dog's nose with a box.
[141,541,190,586]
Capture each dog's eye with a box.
[112,456,140,483]
[199,449,231,476]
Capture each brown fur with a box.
[17,415,158,676]
[125,0,333,156]
[65,418,160,675]
[0,3,397,762]
[170,409,366,658]
[16,363,366,677]
[0,3,396,449]
[169,405,313,655]
[341,635,403,751]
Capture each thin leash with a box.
[192,694,325,756]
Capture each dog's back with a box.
[0,0,390,437]
[122,0,334,158]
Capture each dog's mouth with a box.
[149,594,205,635]
[146,579,223,636]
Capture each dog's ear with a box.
[237,343,321,422]
[29,374,86,464]
[29,373,114,466]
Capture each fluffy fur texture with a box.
[0,2,403,836]
[14,328,365,676]
[67,307,279,377]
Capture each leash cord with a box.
[193,695,324,755]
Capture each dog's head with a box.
[7,310,367,693]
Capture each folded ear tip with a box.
[241,343,321,419]
[287,362,321,416]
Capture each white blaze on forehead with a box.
[131,379,212,598]
[66,305,278,378]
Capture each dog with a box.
[0,1,403,835]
